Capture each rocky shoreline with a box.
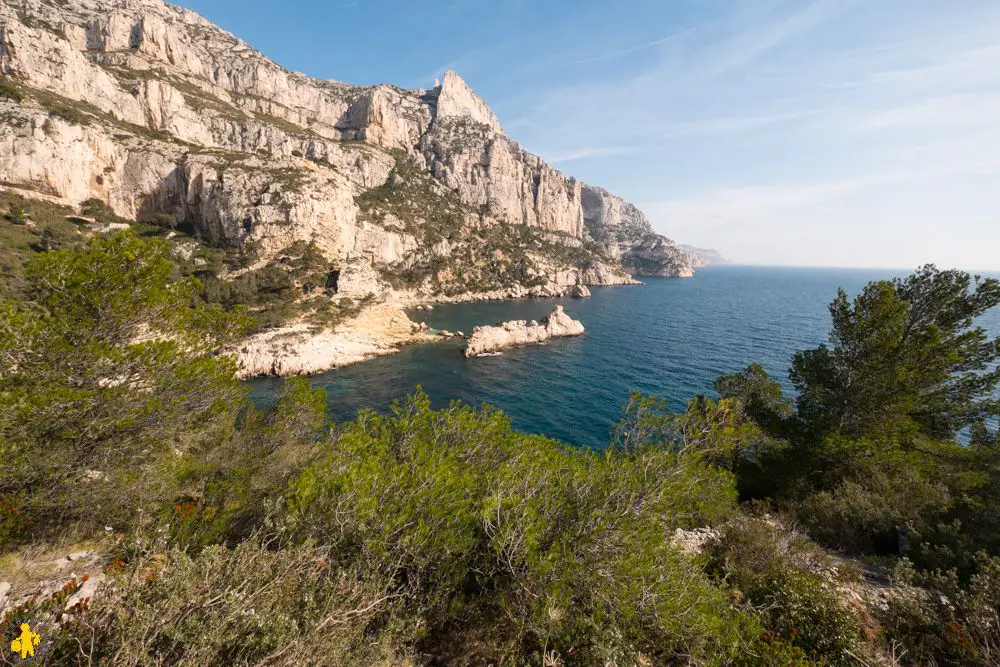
[401,276,637,307]
[233,302,437,379]
[232,283,602,378]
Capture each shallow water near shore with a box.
[249,265,1000,447]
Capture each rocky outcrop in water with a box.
[464,305,584,358]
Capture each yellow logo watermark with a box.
[10,623,40,659]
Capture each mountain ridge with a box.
[1,0,693,279]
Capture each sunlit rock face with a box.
[0,0,693,284]
[464,306,585,358]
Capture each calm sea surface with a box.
[250,266,1000,447]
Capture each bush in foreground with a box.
[46,394,778,665]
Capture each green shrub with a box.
[879,554,1000,666]
[5,205,26,224]
[0,76,23,102]
[79,198,121,222]
[705,517,866,664]
[790,453,952,555]
[1,575,88,660]
[0,232,249,547]
[196,242,340,332]
[282,391,753,664]
[51,537,405,666]
[130,220,167,237]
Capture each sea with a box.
[250,266,1000,447]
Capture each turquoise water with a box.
[250,266,1000,447]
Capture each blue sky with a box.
[178,0,1000,270]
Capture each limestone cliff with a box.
[679,245,731,267]
[581,185,694,277]
[0,0,693,306]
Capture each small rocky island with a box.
[464,306,585,358]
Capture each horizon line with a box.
[695,262,1000,273]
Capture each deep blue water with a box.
[250,266,1000,447]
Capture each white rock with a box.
[233,302,435,378]
[581,185,695,277]
[435,71,504,135]
[464,305,584,358]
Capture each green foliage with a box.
[724,266,1000,583]
[2,240,999,664]
[4,205,25,224]
[609,392,673,452]
[791,265,1000,440]
[79,197,128,225]
[196,241,351,333]
[706,518,867,664]
[673,396,778,472]
[610,388,786,477]
[879,554,1000,666]
[715,362,793,432]
[24,232,236,346]
[51,536,403,666]
[0,76,24,102]
[282,391,752,664]
[202,263,295,309]
[0,232,249,547]
[0,191,81,299]
[1,574,88,660]
[788,439,956,555]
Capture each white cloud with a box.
[546,146,643,163]
[563,26,702,67]
[860,92,1000,130]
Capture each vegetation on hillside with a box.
[0,195,362,337]
[356,152,470,246]
[1,228,998,665]
[358,154,610,295]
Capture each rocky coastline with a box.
[233,302,436,379]
[407,279,614,307]
[0,0,696,381]
[233,284,602,378]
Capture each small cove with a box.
[250,266,1000,447]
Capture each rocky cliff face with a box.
[679,245,731,267]
[581,185,694,278]
[0,0,692,301]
